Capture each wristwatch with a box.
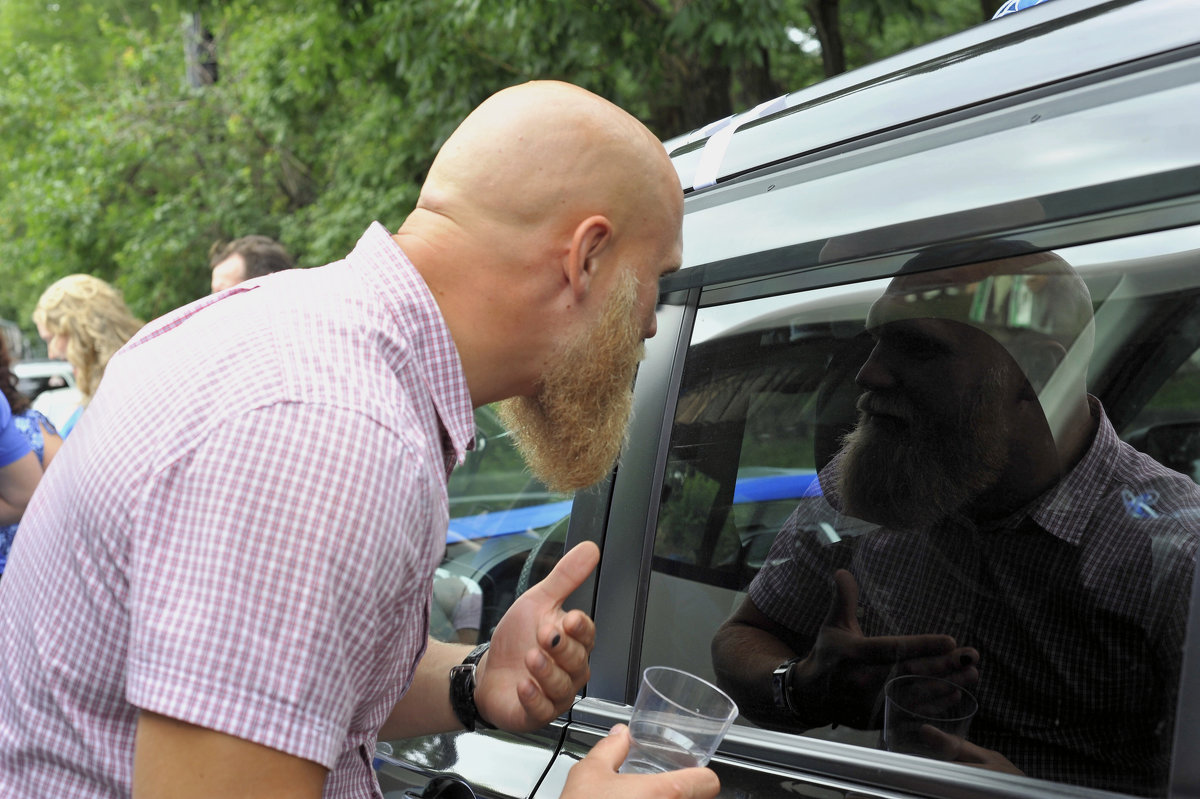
[449,642,496,732]
[771,656,803,715]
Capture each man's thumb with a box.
[534,541,600,605]
[588,724,633,771]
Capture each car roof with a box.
[13,359,73,378]
[663,0,1196,193]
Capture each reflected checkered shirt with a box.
[751,400,1200,796]
[0,223,475,798]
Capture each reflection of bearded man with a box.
[497,268,644,493]
[836,359,1012,531]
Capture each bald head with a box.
[394,81,685,409]
[416,81,678,240]
[873,246,1093,355]
[870,244,1096,439]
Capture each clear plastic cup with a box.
[619,666,739,774]
[883,674,978,760]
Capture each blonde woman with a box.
[32,274,142,437]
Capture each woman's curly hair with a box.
[0,336,29,416]
[32,275,143,404]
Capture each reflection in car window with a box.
[435,405,571,643]
[643,228,1200,797]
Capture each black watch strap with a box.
[771,656,802,715]
[449,642,495,732]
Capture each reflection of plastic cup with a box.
[883,675,978,760]
[619,667,739,774]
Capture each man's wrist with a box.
[770,656,829,728]
[449,642,496,732]
[771,656,802,716]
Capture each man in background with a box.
[210,234,295,293]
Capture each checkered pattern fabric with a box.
[751,400,1200,795]
[0,223,475,798]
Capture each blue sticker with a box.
[992,0,1058,19]
[1122,488,1160,520]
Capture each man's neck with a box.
[968,395,1099,524]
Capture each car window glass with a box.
[436,405,571,644]
[641,227,1200,797]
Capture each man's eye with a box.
[884,333,944,361]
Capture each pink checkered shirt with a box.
[0,223,475,798]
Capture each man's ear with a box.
[565,215,614,300]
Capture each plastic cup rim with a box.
[639,665,739,723]
[884,674,978,723]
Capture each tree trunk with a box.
[184,11,217,87]
[652,55,734,140]
[807,0,846,78]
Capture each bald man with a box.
[712,243,1200,794]
[0,82,716,799]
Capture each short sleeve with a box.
[0,397,32,468]
[747,490,865,638]
[126,402,445,768]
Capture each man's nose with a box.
[855,343,896,391]
[643,309,658,340]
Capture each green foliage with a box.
[655,465,722,563]
[0,0,981,337]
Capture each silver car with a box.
[377,2,1200,798]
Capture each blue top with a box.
[0,409,56,573]
[59,405,83,438]
[0,397,31,468]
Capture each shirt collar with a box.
[1020,395,1112,545]
[350,222,476,468]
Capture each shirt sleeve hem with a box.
[127,660,347,770]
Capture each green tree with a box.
[0,0,985,336]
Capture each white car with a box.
[14,359,80,432]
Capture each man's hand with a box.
[474,541,599,731]
[562,725,720,799]
[790,570,978,728]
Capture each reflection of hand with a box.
[917,726,1025,775]
[790,570,977,728]
[475,542,598,731]
[562,725,721,799]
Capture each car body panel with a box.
[667,0,1199,193]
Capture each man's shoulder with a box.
[1108,435,1200,517]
